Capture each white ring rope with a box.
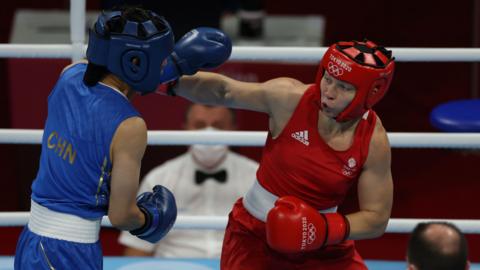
[0,129,479,148]
[69,0,86,62]
[0,212,479,234]
[2,44,480,62]
[0,44,74,59]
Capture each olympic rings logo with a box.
[328,61,344,77]
[307,223,316,244]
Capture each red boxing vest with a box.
[257,84,377,210]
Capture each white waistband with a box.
[28,200,101,243]
[243,180,338,222]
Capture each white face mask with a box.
[190,127,228,169]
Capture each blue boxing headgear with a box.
[86,10,174,94]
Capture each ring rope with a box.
[69,0,86,61]
[2,45,480,62]
[1,129,479,148]
[1,212,479,234]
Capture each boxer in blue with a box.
[14,6,232,270]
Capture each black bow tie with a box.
[195,170,227,185]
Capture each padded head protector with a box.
[316,40,395,121]
[87,10,174,94]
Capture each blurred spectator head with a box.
[407,222,469,270]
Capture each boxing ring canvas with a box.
[0,257,479,270]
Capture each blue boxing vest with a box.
[31,63,140,219]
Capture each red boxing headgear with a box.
[316,40,395,122]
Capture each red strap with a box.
[155,79,178,96]
[324,213,350,245]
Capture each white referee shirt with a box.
[118,150,258,258]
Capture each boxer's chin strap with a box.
[154,79,178,96]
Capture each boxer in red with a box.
[159,40,395,269]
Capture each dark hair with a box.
[83,5,168,86]
[407,222,468,270]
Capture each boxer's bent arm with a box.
[346,119,393,239]
[175,71,305,116]
[108,116,147,231]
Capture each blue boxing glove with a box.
[159,27,232,84]
[129,185,177,243]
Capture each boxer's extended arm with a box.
[346,118,393,239]
[108,117,147,231]
[175,72,307,137]
[156,26,302,114]
[156,26,309,135]
[177,72,271,113]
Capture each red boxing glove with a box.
[266,196,350,253]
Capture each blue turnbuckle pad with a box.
[430,99,480,132]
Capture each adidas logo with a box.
[291,130,310,146]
